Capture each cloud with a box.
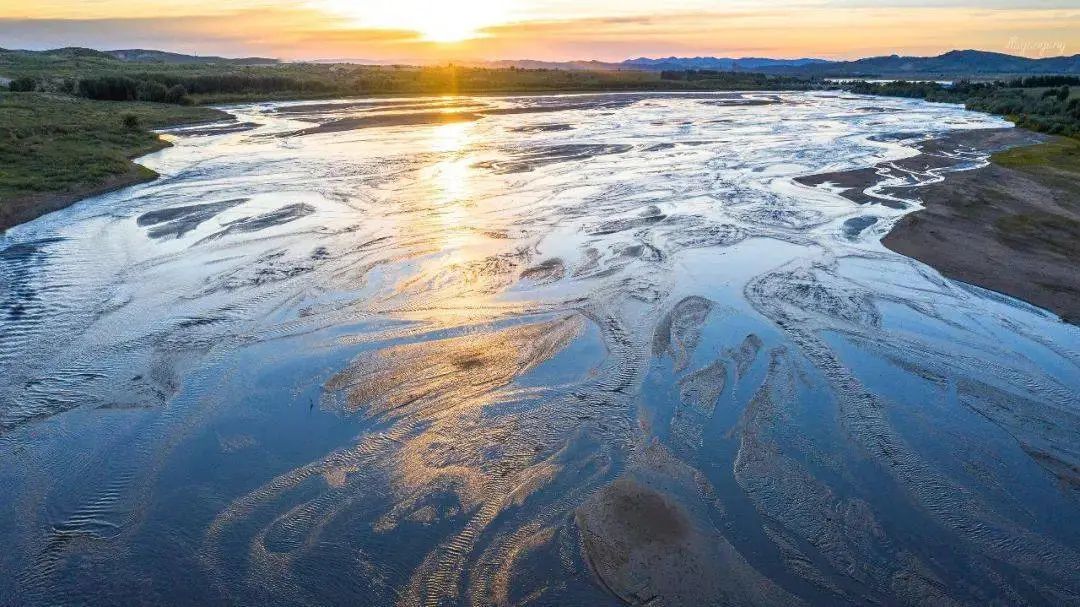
[0,7,423,57]
[0,3,1077,61]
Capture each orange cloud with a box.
[0,4,1077,62]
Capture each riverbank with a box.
[801,128,1080,323]
[0,93,229,231]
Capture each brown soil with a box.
[576,444,800,606]
[801,128,1080,324]
[0,157,163,232]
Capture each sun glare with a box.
[318,0,511,43]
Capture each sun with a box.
[318,0,511,44]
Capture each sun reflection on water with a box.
[382,116,530,325]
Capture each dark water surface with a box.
[1,92,1078,606]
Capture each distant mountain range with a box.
[491,50,1080,77]
[756,50,1080,77]
[3,47,1079,78]
[621,57,832,71]
[0,46,278,65]
[106,49,279,65]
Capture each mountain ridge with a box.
[475,50,1080,77]
[2,47,1078,77]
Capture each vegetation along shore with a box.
[0,93,226,230]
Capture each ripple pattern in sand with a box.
[1,92,1078,606]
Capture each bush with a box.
[165,84,189,104]
[851,79,1080,140]
[122,114,140,129]
[8,77,37,92]
[79,76,139,101]
[136,80,170,103]
[75,73,326,103]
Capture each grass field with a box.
[993,136,1080,181]
[0,92,227,230]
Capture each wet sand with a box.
[288,110,484,136]
[800,128,1080,323]
[283,103,632,137]
[577,445,799,606]
[4,94,1078,606]
[280,92,786,138]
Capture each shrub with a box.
[165,84,189,104]
[79,76,139,101]
[8,77,37,92]
[136,81,170,103]
[122,114,140,129]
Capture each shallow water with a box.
[1,92,1078,606]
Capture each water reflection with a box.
[0,92,1077,606]
[429,121,478,252]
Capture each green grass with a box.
[993,136,1080,197]
[991,137,1080,258]
[993,136,1080,173]
[0,93,224,194]
[0,92,226,229]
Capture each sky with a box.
[1,0,1078,63]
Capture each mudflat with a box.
[885,133,1080,323]
[287,110,484,136]
[802,128,1080,323]
[4,94,1078,606]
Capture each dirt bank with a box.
[0,156,163,232]
[0,93,230,233]
[801,128,1080,324]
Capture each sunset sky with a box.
[1,1,1078,63]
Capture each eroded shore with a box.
[800,128,1080,323]
[0,93,230,232]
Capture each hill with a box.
[804,50,1080,77]
[622,57,831,71]
[619,50,1080,78]
[107,49,279,65]
[486,51,1080,78]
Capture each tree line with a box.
[5,66,822,104]
[847,79,1080,137]
[659,70,813,89]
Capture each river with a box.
[1,91,1078,605]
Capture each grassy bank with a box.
[994,135,1080,175]
[0,93,227,231]
[846,78,1080,137]
[877,132,1080,323]
[991,137,1080,265]
[851,81,1080,239]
